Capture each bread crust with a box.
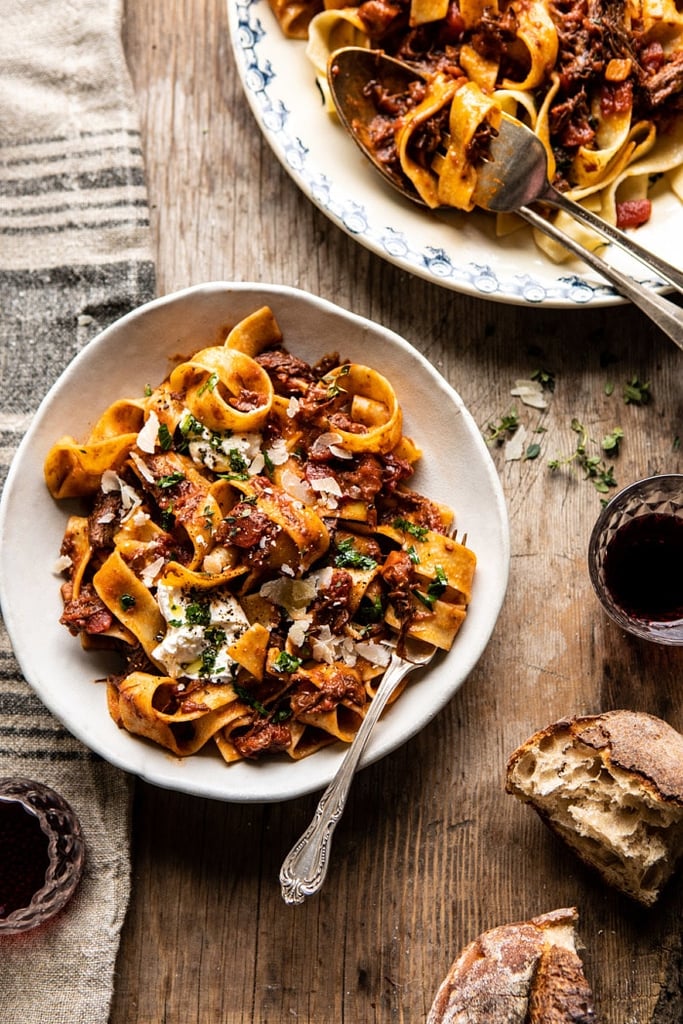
[506,711,683,905]
[426,908,596,1024]
[507,711,683,804]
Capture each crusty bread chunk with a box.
[506,711,683,906]
[427,907,595,1024]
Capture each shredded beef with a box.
[290,664,366,714]
[88,491,120,550]
[256,348,316,396]
[232,718,292,759]
[308,569,353,633]
[60,582,113,636]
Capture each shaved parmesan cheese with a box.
[140,555,165,587]
[136,411,160,453]
[248,452,265,476]
[309,475,342,497]
[510,379,548,409]
[129,450,156,483]
[100,470,142,521]
[280,468,315,505]
[53,555,72,574]
[310,626,358,666]
[504,424,527,461]
[355,641,392,667]
[260,576,317,615]
[265,437,289,466]
[288,616,312,647]
[286,396,300,418]
[310,432,352,460]
[97,511,116,524]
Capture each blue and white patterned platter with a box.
[228,0,681,307]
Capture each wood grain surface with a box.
[113,1,683,1020]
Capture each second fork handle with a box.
[519,205,683,352]
[545,188,683,295]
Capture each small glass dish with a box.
[0,777,85,935]
[588,473,683,645]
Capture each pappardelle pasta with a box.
[45,307,476,765]
[270,0,683,258]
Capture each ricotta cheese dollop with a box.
[153,583,250,683]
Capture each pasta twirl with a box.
[46,307,476,766]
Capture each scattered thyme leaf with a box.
[548,419,619,494]
[623,377,651,405]
[485,408,520,445]
[525,442,541,460]
[601,427,624,453]
[530,368,556,392]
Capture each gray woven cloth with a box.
[0,0,155,1020]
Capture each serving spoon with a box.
[327,47,683,351]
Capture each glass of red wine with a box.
[588,474,683,645]
[0,777,85,934]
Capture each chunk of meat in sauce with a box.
[232,718,292,759]
[60,581,114,636]
[380,549,415,620]
[255,348,316,397]
[88,491,121,551]
[308,569,354,633]
[291,663,366,715]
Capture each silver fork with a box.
[279,633,437,905]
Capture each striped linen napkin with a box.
[0,1,155,1020]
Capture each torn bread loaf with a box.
[427,907,595,1024]
[506,711,683,906]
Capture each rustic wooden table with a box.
[113,1,683,1021]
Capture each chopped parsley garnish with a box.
[414,565,448,610]
[392,516,429,541]
[262,448,275,475]
[119,594,136,611]
[199,627,227,678]
[272,651,302,674]
[356,594,383,625]
[334,538,378,571]
[228,449,248,474]
[407,545,420,564]
[185,601,211,626]
[157,472,185,489]
[158,422,173,451]
[160,503,175,530]
[197,371,219,396]
[233,683,268,716]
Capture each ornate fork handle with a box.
[279,650,418,905]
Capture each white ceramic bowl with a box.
[0,283,509,802]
